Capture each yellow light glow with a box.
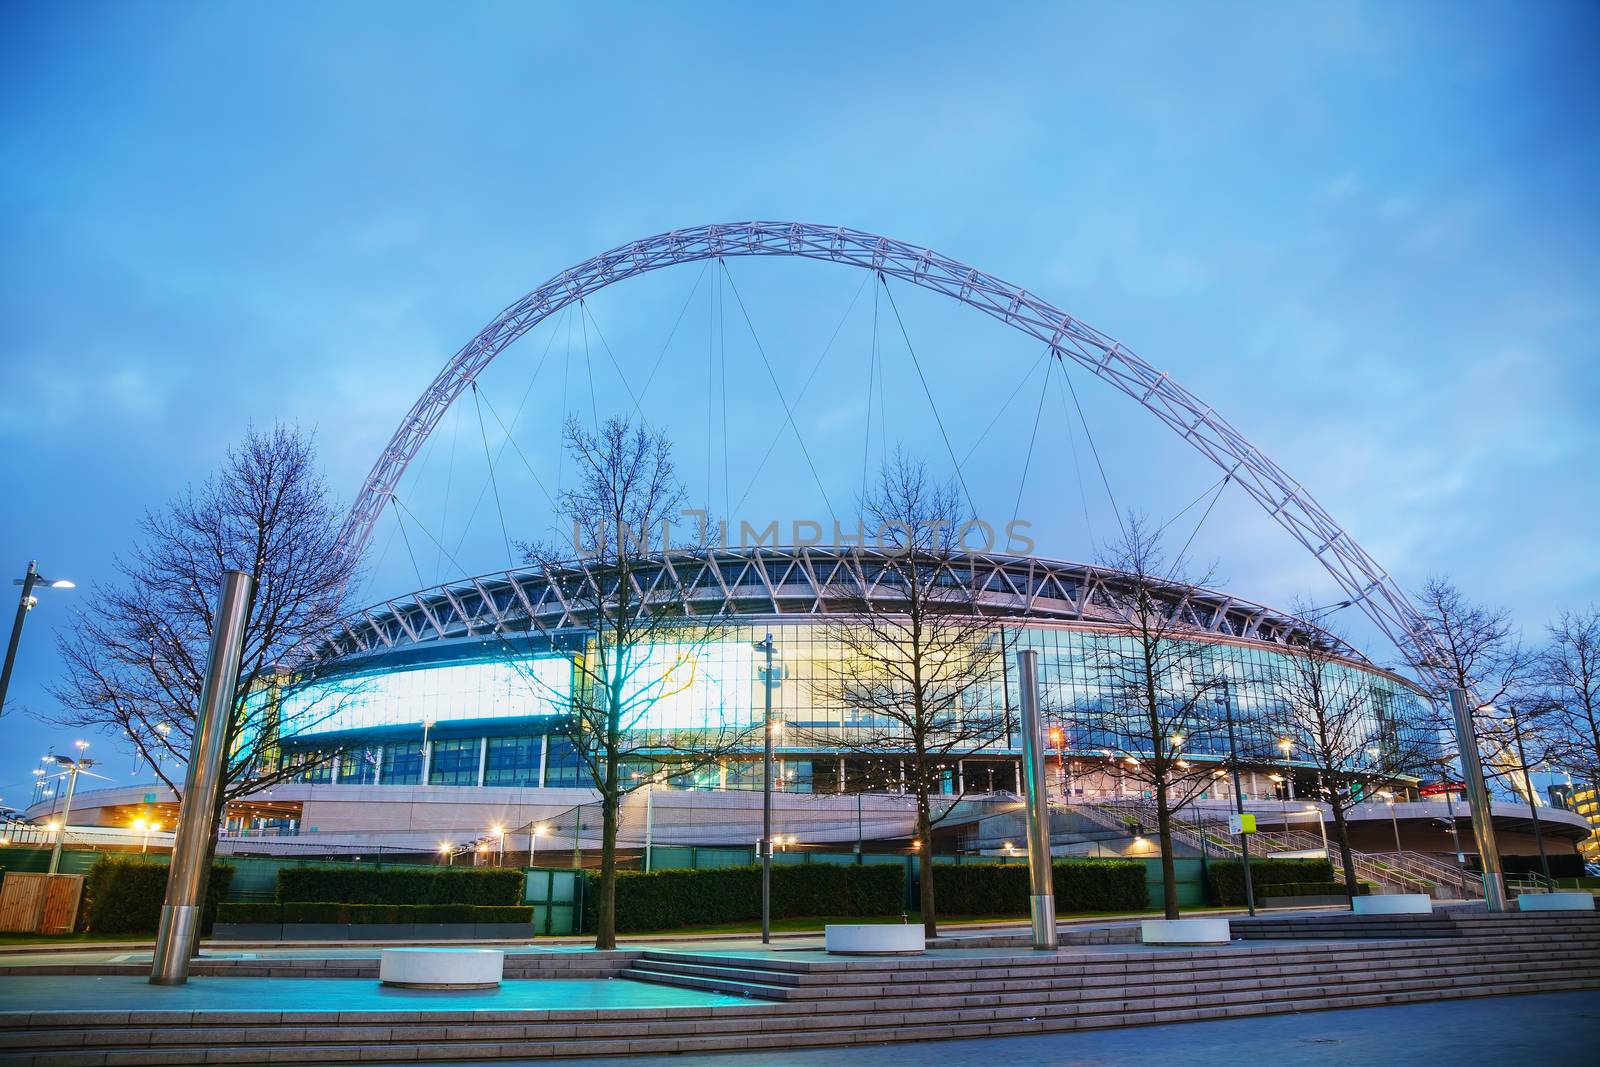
[133,819,147,831]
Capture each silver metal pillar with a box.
[1448,687,1507,912]
[46,761,82,875]
[1016,650,1057,950]
[151,569,253,986]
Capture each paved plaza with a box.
[514,990,1600,1067]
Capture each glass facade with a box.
[275,620,1430,794]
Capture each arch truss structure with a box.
[346,222,1444,675]
[319,546,1355,663]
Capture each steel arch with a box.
[345,221,1439,667]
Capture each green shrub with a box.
[274,902,533,925]
[283,901,345,923]
[1207,859,1334,905]
[583,863,904,933]
[275,865,523,905]
[217,902,282,924]
[929,861,1148,916]
[1256,881,1367,898]
[82,858,234,935]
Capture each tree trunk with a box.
[1154,779,1179,919]
[1329,795,1357,911]
[595,786,619,950]
[916,796,936,938]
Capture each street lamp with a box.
[1377,790,1403,855]
[531,824,546,866]
[439,841,453,866]
[45,746,95,874]
[491,825,505,867]
[0,561,74,723]
[1303,805,1328,854]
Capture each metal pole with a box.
[855,788,863,863]
[759,632,774,945]
[1016,649,1057,951]
[1449,687,1507,912]
[0,561,39,722]
[1387,798,1403,855]
[1221,679,1256,916]
[151,569,253,986]
[46,761,81,874]
[1444,788,1464,864]
[1508,704,1551,883]
[644,780,654,873]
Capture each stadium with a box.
[19,223,1591,884]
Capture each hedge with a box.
[1256,881,1368,898]
[583,863,904,933]
[1207,859,1334,905]
[264,902,533,924]
[275,866,523,905]
[929,861,1148,916]
[82,858,234,934]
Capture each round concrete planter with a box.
[1139,918,1231,945]
[823,924,925,955]
[1517,891,1596,912]
[1352,894,1433,915]
[378,947,505,988]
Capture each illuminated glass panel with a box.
[484,736,541,787]
[382,741,423,785]
[429,738,480,786]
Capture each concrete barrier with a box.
[824,924,925,955]
[1140,918,1231,945]
[378,947,505,988]
[1517,892,1596,912]
[1353,894,1433,915]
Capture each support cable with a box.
[392,495,475,580]
[1169,472,1231,578]
[579,299,600,432]
[718,261,730,518]
[1058,355,1127,544]
[861,280,880,499]
[732,270,870,515]
[449,306,568,558]
[471,382,515,566]
[720,259,837,523]
[878,275,978,518]
[959,348,1052,469]
[1009,355,1052,532]
[580,299,644,420]
[475,388,558,510]
[389,496,427,591]
[636,261,710,408]
[1051,361,1096,550]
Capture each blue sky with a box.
[1,2,1597,802]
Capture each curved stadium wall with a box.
[267,548,1431,801]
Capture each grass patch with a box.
[0,932,154,946]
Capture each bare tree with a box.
[49,424,363,843]
[1401,576,1532,794]
[808,452,1009,937]
[1536,608,1600,809]
[1272,611,1437,898]
[512,415,755,949]
[1077,515,1227,919]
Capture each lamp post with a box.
[753,633,776,945]
[0,561,74,723]
[1378,791,1403,855]
[1016,649,1057,951]
[1505,702,1551,883]
[492,825,505,867]
[439,842,453,866]
[1218,678,1255,917]
[1303,805,1328,854]
[420,719,436,784]
[46,745,94,874]
[531,824,545,867]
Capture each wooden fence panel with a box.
[0,873,84,933]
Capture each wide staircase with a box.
[3,913,1596,1063]
[1078,799,1486,900]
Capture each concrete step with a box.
[10,970,1600,1064]
[7,952,1597,1056]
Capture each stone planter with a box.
[379,947,505,988]
[1139,918,1231,945]
[1517,891,1596,912]
[1352,894,1433,915]
[824,924,925,955]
